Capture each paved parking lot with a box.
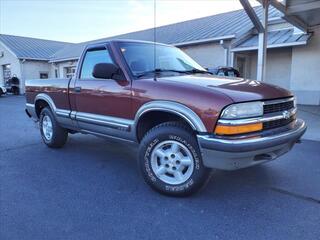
[1,95,320,240]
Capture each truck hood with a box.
[159,75,292,102]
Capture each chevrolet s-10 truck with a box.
[25,40,306,196]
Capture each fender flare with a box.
[134,100,207,133]
[34,93,57,116]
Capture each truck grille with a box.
[263,115,296,130]
[263,98,295,130]
[263,99,294,114]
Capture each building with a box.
[0,6,319,105]
[0,35,74,94]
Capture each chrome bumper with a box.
[197,119,306,170]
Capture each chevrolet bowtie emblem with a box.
[282,110,290,119]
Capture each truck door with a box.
[72,44,133,140]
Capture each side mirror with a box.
[92,63,119,79]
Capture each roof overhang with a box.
[173,35,236,47]
[231,40,308,52]
[18,57,50,61]
[49,57,79,63]
[259,0,320,32]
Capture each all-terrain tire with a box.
[39,107,68,148]
[138,121,210,197]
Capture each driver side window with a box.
[80,48,114,79]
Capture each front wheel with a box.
[39,107,68,148]
[138,122,210,197]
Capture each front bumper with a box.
[197,119,306,170]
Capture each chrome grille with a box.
[264,99,294,114]
[263,98,295,130]
[263,115,296,130]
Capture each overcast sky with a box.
[0,0,259,43]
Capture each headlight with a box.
[221,102,263,119]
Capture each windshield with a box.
[119,42,206,77]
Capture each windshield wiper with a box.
[182,68,213,75]
[136,69,186,78]
[136,68,212,78]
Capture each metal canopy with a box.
[240,0,319,82]
[263,0,320,31]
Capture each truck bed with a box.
[25,78,71,111]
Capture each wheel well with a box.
[35,99,49,118]
[136,111,195,142]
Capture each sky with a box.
[0,0,259,43]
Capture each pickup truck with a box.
[25,40,306,196]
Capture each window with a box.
[227,71,235,77]
[80,48,113,79]
[64,66,76,78]
[119,42,205,77]
[55,69,58,78]
[40,72,49,79]
[217,70,225,76]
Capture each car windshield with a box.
[119,42,207,77]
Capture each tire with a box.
[39,107,68,148]
[138,121,210,197]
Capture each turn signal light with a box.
[214,123,263,135]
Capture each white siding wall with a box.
[0,42,21,87]
[180,42,226,69]
[248,48,292,89]
[52,60,78,78]
[21,60,51,93]
[290,26,320,105]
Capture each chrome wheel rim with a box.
[42,115,53,141]
[150,140,194,185]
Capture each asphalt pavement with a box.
[0,95,320,240]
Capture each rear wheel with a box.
[39,107,68,148]
[138,122,210,197]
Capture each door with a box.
[235,55,247,78]
[73,45,133,139]
[2,64,11,88]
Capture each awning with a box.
[267,0,320,31]
[232,28,311,52]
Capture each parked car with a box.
[6,76,20,95]
[0,86,7,96]
[208,66,240,77]
[25,40,306,196]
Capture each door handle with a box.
[74,87,81,93]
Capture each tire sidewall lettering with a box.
[144,138,159,182]
[144,133,200,192]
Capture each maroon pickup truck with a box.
[25,40,306,196]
